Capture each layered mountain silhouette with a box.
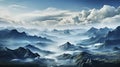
[25,44,54,56]
[85,27,98,37]
[80,26,120,49]
[59,42,83,51]
[59,42,76,51]
[79,27,112,45]
[0,26,120,67]
[103,26,120,48]
[52,29,71,35]
[106,26,120,40]
[0,29,53,42]
[86,27,111,37]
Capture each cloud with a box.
[56,5,120,27]
[101,15,120,28]
[0,5,120,30]
[8,4,27,9]
[14,7,75,29]
[0,7,11,17]
[0,6,22,29]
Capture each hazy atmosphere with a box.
[0,0,120,67]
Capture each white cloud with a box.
[0,8,11,17]
[0,6,22,28]
[0,5,120,30]
[8,4,27,9]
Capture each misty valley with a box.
[0,0,120,67]
[0,26,120,67]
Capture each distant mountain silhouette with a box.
[52,29,71,35]
[83,26,120,48]
[86,27,111,37]
[25,44,54,55]
[103,26,120,48]
[86,27,98,36]
[0,29,53,42]
[59,42,83,51]
[59,42,76,51]
[79,27,111,45]
[106,26,120,40]
[36,42,50,47]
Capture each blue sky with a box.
[0,0,120,11]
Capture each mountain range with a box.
[0,29,53,42]
[0,46,40,62]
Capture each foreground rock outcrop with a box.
[75,51,120,67]
[0,47,40,61]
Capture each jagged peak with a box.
[65,42,72,45]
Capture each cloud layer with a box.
[0,5,120,30]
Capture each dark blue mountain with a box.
[104,39,120,47]
[113,47,120,51]
[86,27,98,36]
[59,42,83,51]
[86,27,111,37]
[103,26,120,48]
[52,29,71,35]
[82,26,120,48]
[106,26,120,40]
[0,29,53,43]
[25,44,54,55]
[36,42,50,47]
[59,42,76,51]
[0,46,40,61]
[75,51,120,67]
[79,27,111,45]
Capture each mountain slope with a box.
[79,27,111,45]
[0,29,53,42]
[0,46,40,61]
[25,44,54,56]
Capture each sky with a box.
[0,0,120,11]
[0,0,120,30]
